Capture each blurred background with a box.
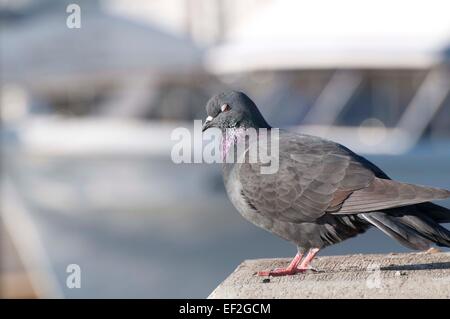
[1,0,449,298]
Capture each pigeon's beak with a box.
[202,116,214,132]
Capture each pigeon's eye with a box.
[221,104,231,112]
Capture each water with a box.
[3,141,450,298]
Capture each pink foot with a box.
[256,249,321,277]
[296,248,320,272]
[257,267,300,276]
[257,253,303,277]
[296,265,321,272]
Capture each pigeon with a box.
[202,91,450,276]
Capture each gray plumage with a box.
[203,91,450,254]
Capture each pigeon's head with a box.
[202,91,270,132]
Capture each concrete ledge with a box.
[209,251,450,298]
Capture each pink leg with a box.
[297,248,320,271]
[258,253,303,276]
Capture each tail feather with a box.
[396,213,450,247]
[360,212,431,250]
[361,204,450,250]
[416,202,450,223]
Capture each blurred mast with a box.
[2,177,64,298]
[395,68,450,147]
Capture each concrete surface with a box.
[209,251,450,298]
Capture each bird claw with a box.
[256,250,322,276]
[257,266,322,276]
[257,267,299,277]
[297,265,322,273]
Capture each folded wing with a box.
[237,133,450,223]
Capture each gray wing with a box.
[238,133,373,222]
[336,178,450,214]
[238,132,450,223]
